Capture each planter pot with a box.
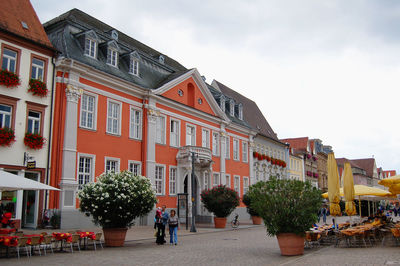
[103,228,128,247]
[214,217,227,228]
[251,216,262,225]
[276,233,304,256]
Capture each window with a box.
[225,136,230,159]
[129,161,141,176]
[204,172,210,189]
[170,119,180,147]
[155,165,165,195]
[213,173,220,187]
[230,100,235,116]
[31,58,44,81]
[1,47,18,72]
[78,155,94,189]
[186,125,195,146]
[234,175,240,194]
[242,142,248,163]
[220,96,225,112]
[84,38,96,58]
[129,58,139,76]
[169,167,177,195]
[156,115,166,144]
[225,174,230,187]
[0,104,12,128]
[27,111,41,134]
[105,157,120,173]
[202,129,210,148]
[212,132,220,156]
[243,177,249,194]
[238,104,243,120]
[130,108,142,140]
[106,100,121,135]
[80,93,96,129]
[233,139,239,160]
[107,48,118,67]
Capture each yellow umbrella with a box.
[343,162,356,216]
[378,175,400,194]
[328,153,341,216]
[322,185,394,198]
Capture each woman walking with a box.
[168,210,179,245]
[155,207,164,245]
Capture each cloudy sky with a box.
[31,0,400,172]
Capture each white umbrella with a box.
[0,170,59,191]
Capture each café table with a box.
[0,235,18,258]
[52,232,72,251]
[78,231,96,250]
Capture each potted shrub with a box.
[248,177,322,256]
[242,190,262,225]
[0,127,15,146]
[200,185,240,228]
[78,171,157,246]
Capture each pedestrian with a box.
[168,209,179,245]
[155,207,164,245]
[321,205,327,224]
[161,205,169,244]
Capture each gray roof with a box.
[43,8,187,89]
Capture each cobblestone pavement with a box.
[3,225,400,266]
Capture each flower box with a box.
[253,151,258,158]
[0,69,20,88]
[28,78,48,97]
[0,127,15,146]
[24,132,45,149]
[266,156,271,162]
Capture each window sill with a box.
[79,126,97,132]
[129,137,142,141]
[106,132,121,137]
[156,143,167,146]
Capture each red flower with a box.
[24,132,46,149]
[0,69,20,88]
[28,78,48,97]
[0,127,15,146]
[266,156,271,162]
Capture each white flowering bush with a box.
[78,171,157,229]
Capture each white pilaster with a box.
[146,99,158,187]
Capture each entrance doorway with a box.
[184,175,198,216]
[22,172,39,228]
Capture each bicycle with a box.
[231,213,239,228]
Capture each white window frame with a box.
[185,124,196,146]
[212,132,220,156]
[105,156,120,173]
[242,142,248,163]
[170,119,180,147]
[80,92,98,130]
[0,104,12,128]
[156,115,166,144]
[233,138,240,161]
[27,110,41,134]
[213,172,220,187]
[2,48,17,72]
[234,175,240,195]
[243,177,249,195]
[31,58,44,81]
[201,128,210,148]
[169,166,177,195]
[225,136,230,159]
[129,58,139,76]
[230,100,235,116]
[225,174,231,187]
[84,38,97,58]
[128,160,142,176]
[238,104,243,120]
[106,99,122,135]
[204,172,210,190]
[129,107,142,140]
[107,47,118,67]
[155,164,165,195]
[77,153,96,189]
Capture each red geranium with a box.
[253,151,258,158]
[257,153,263,160]
[28,78,48,97]
[0,69,20,88]
[0,127,15,146]
[24,132,46,149]
[266,156,271,162]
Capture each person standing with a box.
[155,207,164,245]
[161,205,169,244]
[321,205,327,224]
[168,209,179,245]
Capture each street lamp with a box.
[190,151,197,233]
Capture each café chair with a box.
[67,234,81,253]
[29,236,42,256]
[14,237,30,259]
[40,235,54,255]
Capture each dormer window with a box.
[220,96,225,112]
[129,58,139,76]
[107,48,118,67]
[84,38,96,58]
[229,99,235,117]
[238,103,243,120]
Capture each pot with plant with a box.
[243,190,262,225]
[248,177,322,256]
[200,185,240,228]
[78,171,157,246]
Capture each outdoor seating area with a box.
[0,229,103,259]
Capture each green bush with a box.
[249,177,322,236]
[243,190,259,217]
[200,185,240,218]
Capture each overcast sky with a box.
[31,0,400,172]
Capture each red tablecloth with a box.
[52,232,72,242]
[79,231,96,240]
[0,228,16,234]
[0,235,18,247]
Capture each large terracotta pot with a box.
[276,233,304,256]
[214,217,227,228]
[251,216,262,225]
[103,228,128,247]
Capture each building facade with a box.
[0,0,56,228]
